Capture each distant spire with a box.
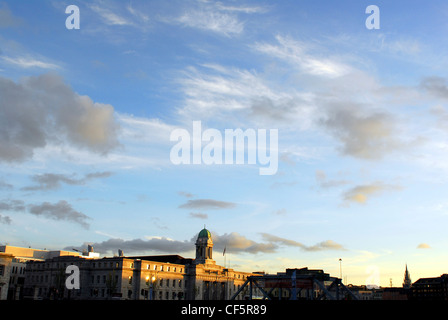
[403,264,412,288]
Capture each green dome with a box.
[198,228,211,239]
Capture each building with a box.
[22,227,257,300]
[410,274,448,300]
[0,245,82,300]
[0,252,13,300]
[381,287,409,300]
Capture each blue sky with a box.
[1,0,448,287]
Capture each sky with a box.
[1,0,448,288]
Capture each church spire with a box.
[403,264,412,288]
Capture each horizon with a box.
[1,0,448,289]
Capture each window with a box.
[128,276,132,284]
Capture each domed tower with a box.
[195,227,213,264]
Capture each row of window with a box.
[11,265,25,274]
[130,262,183,273]
[28,261,185,274]
[128,275,183,288]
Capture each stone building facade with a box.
[0,245,85,300]
[22,228,256,300]
[0,252,13,300]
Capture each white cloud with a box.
[90,5,133,26]
[253,35,353,78]
[176,8,243,36]
[163,0,267,37]
[1,56,60,69]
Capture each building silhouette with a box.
[410,274,448,300]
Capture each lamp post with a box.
[339,258,342,280]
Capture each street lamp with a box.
[146,275,156,300]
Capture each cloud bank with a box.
[0,73,120,163]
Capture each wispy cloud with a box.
[253,35,353,78]
[22,171,113,191]
[260,233,346,252]
[215,2,268,14]
[342,182,402,206]
[160,0,268,37]
[1,56,60,69]
[177,63,313,128]
[0,198,91,229]
[28,200,91,229]
[0,199,26,212]
[189,212,208,219]
[176,8,244,36]
[90,5,134,26]
[315,170,350,189]
[179,199,236,210]
[178,191,195,198]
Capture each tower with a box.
[195,227,214,264]
[403,264,411,288]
